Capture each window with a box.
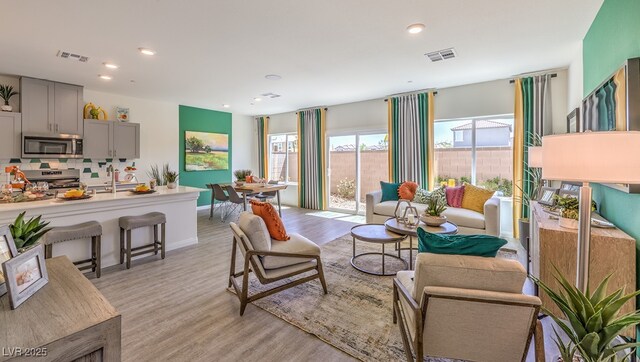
[269,134,298,183]
[434,116,514,196]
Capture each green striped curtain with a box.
[521,78,534,219]
[256,116,268,178]
[388,92,433,188]
[298,108,326,210]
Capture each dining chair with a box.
[252,180,279,203]
[209,184,230,221]
[224,185,245,222]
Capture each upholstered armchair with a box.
[229,212,328,315]
[393,253,544,362]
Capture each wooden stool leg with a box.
[161,223,166,259]
[91,236,97,273]
[119,228,125,264]
[95,235,102,278]
[153,224,159,255]
[44,244,53,259]
[126,229,132,269]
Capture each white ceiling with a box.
[1,0,603,115]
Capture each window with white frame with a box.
[268,134,298,183]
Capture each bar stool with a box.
[44,221,102,278]
[119,212,166,269]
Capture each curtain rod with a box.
[384,90,438,102]
[508,73,557,84]
[295,107,328,114]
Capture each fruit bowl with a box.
[420,215,447,226]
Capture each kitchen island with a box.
[0,186,203,268]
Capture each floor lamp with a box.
[540,131,640,292]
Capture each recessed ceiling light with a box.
[223,104,230,108]
[265,74,282,80]
[104,62,118,69]
[406,23,425,34]
[138,48,156,56]
[254,97,262,102]
[99,75,112,80]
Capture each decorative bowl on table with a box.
[235,181,245,187]
[420,215,447,227]
[60,189,92,201]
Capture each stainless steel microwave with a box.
[22,134,83,159]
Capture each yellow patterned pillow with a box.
[460,183,495,214]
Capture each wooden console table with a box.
[530,202,636,336]
[0,256,121,361]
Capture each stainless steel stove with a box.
[22,169,81,191]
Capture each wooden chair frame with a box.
[229,226,328,316]
[392,278,545,362]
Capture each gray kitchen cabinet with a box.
[113,122,140,159]
[20,77,54,134]
[0,112,22,158]
[20,77,83,135]
[83,120,140,159]
[54,82,83,134]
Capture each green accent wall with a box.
[179,105,232,206]
[583,0,640,334]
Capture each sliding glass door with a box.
[327,132,388,214]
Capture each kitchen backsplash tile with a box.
[0,159,134,184]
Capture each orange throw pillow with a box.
[398,181,419,200]
[250,200,290,241]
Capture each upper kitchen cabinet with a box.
[113,122,140,159]
[20,77,83,135]
[84,120,140,159]
[0,112,22,158]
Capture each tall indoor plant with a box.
[514,132,543,248]
[532,270,640,361]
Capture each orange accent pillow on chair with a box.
[398,181,419,200]
[250,200,290,241]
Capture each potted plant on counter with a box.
[164,170,179,189]
[233,169,252,186]
[531,270,640,361]
[9,212,51,252]
[555,195,580,229]
[0,84,19,112]
[421,197,447,226]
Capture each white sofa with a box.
[366,191,500,236]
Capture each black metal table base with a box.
[351,237,409,276]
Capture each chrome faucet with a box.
[106,165,116,194]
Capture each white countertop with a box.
[0,186,205,214]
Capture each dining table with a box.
[232,183,288,216]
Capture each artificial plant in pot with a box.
[421,197,447,226]
[554,195,597,230]
[10,211,52,252]
[233,169,252,185]
[531,269,640,362]
[147,163,170,186]
[0,84,19,112]
[164,170,179,189]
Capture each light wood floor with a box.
[92,206,557,361]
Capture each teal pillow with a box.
[380,181,401,202]
[417,228,507,257]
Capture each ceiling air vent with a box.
[57,50,89,62]
[261,92,281,99]
[425,48,456,62]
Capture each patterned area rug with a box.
[232,234,518,362]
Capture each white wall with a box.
[567,44,584,112]
[83,89,179,182]
[231,114,258,171]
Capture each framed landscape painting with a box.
[185,131,229,171]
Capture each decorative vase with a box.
[1,104,12,112]
[167,182,177,189]
[235,180,245,186]
[558,216,579,229]
[421,215,447,226]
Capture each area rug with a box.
[232,234,518,362]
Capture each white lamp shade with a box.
[528,146,543,168]
[541,131,640,183]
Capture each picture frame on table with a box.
[538,187,559,206]
[559,181,581,197]
[0,225,19,297]
[567,107,581,133]
[2,244,48,309]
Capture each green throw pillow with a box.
[412,186,446,205]
[380,181,401,202]
[417,228,507,257]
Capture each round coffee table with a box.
[384,218,458,269]
[350,224,408,276]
